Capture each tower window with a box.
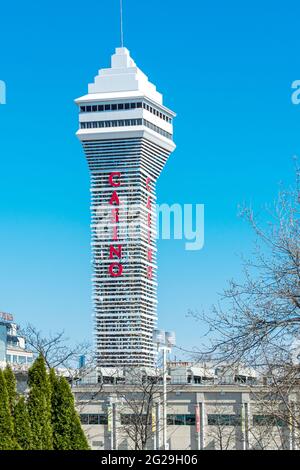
[79,101,172,123]
[80,118,172,139]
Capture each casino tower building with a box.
[76,48,175,368]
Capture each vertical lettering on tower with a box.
[108,172,123,277]
[146,176,153,279]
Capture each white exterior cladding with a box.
[76,48,176,368]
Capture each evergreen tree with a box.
[3,365,17,414]
[50,370,89,450]
[27,354,53,449]
[14,396,33,450]
[70,412,90,450]
[0,369,19,450]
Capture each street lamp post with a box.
[153,329,176,451]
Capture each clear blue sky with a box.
[0,0,299,357]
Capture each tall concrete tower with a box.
[76,48,175,368]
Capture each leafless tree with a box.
[21,323,92,373]
[116,367,163,450]
[247,395,291,450]
[190,165,300,437]
[205,404,239,450]
[114,366,185,451]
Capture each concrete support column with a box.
[200,402,205,450]
[195,403,200,450]
[113,402,118,450]
[152,403,157,450]
[240,402,247,450]
[244,402,251,450]
[195,393,205,450]
[241,394,251,450]
[107,401,113,450]
[107,397,118,450]
[156,401,161,449]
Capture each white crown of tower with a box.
[88,47,162,104]
[77,47,164,106]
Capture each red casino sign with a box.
[146,176,153,279]
[108,172,123,277]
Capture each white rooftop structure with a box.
[76,47,163,105]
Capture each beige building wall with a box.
[73,384,297,451]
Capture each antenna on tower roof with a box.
[120,0,124,48]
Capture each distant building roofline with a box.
[0,312,14,322]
